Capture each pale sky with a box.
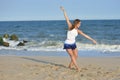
[0,0,120,21]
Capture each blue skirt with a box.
[63,43,77,50]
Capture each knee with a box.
[69,54,74,57]
[76,55,78,58]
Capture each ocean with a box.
[0,20,120,56]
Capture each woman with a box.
[60,6,97,71]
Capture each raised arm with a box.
[60,6,72,30]
[77,29,97,44]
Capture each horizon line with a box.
[0,19,120,22]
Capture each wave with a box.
[77,43,120,52]
[0,40,120,53]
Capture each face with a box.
[76,22,81,28]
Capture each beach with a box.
[0,56,120,80]
[0,20,120,80]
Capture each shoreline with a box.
[0,49,120,57]
[0,56,120,80]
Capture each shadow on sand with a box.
[20,57,68,69]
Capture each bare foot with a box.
[76,68,81,72]
[68,65,72,69]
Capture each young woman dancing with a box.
[60,6,97,71]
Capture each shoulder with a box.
[76,29,83,34]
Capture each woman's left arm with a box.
[77,29,97,44]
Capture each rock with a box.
[10,34,19,41]
[0,36,9,47]
[23,40,28,43]
[3,34,9,39]
[1,34,27,47]
[0,37,3,45]
[17,42,25,46]
[3,42,9,47]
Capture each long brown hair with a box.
[70,19,81,30]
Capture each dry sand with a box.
[0,56,120,80]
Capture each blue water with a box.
[0,20,120,56]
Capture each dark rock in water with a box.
[10,34,19,41]
[1,34,27,47]
[3,34,9,39]
[0,37,9,47]
[17,40,28,46]
[17,42,25,46]
[23,40,28,43]
[0,37,4,45]
[3,42,9,47]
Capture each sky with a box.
[0,0,120,21]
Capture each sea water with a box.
[0,20,120,56]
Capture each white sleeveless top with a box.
[64,28,78,44]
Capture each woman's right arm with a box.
[60,6,72,30]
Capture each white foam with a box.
[0,41,120,53]
[77,43,120,52]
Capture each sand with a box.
[0,56,120,80]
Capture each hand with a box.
[60,6,65,11]
[92,40,97,44]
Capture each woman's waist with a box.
[64,39,76,44]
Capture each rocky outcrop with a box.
[0,34,27,47]
[10,34,19,41]
[0,36,9,47]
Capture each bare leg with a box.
[66,49,80,71]
[68,59,73,69]
[73,48,78,59]
[73,48,80,71]
[68,48,78,68]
